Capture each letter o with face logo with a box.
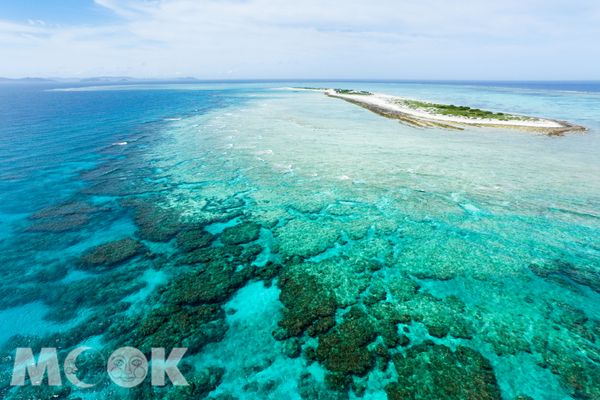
[107,347,148,388]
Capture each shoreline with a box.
[292,88,586,135]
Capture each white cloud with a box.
[0,0,598,79]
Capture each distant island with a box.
[0,77,56,83]
[0,76,203,84]
[293,87,586,135]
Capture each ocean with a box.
[0,81,599,399]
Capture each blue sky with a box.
[0,0,599,79]
[0,0,115,24]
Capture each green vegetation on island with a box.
[292,87,373,95]
[333,88,373,95]
[399,99,531,121]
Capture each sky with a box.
[0,0,599,80]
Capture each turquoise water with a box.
[0,81,599,399]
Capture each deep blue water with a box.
[0,84,235,214]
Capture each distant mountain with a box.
[79,76,202,83]
[79,76,138,83]
[0,76,203,84]
[0,77,56,83]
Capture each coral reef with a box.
[162,263,252,306]
[176,227,214,252]
[530,259,600,293]
[79,238,146,269]
[315,307,377,376]
[123,197,183,242]
[275,219,340,259]
[221,222,261,245]
[277,272,338,337]
[129,304,227,353]
[386,343,501,400]
[1,86,598,400]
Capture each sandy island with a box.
[292,88,586,135]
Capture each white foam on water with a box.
[462,203,480,214]
[122,269,169,308]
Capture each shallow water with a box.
[0,81,599,399]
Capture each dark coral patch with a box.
[221,222,261,245]
[123,198,183,242]
[315,307,377,376]
[176,228,214,252]
[25,213,91,233]
[277,272,338,338]
[78,238,146,269]
[40,268,146,322]
[386,343,501,400]
[30,201,102,220]
[530,259,600,293]
[535,334,600,399]
[130,304,227,353]
[162,263,252,305]
[176,245,242,266]
[25,200,113,234]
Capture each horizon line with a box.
[2,77,600,83]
